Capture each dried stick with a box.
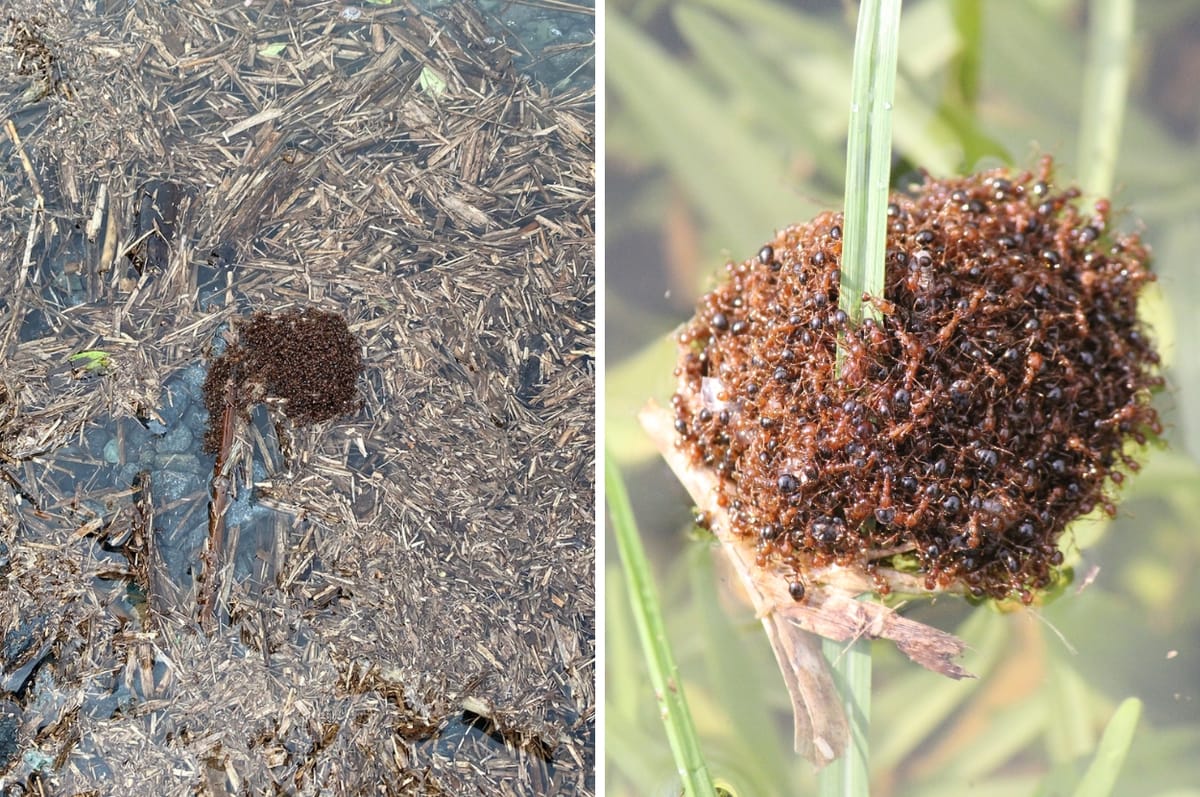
[198,375,238,632]
[128,472,159,700]
[4,119,45,210]
[639,401,972,766]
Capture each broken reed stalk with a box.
[198,373,238,633]
[128,469,160,697]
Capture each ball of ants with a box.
[203,308,363,453]
[672,158,1162,603]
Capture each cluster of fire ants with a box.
[672,158,1162,603]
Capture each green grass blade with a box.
[674,4,843,190]
[840,0,902,325]
[1077,0,1133,197]
[1071,698,1142,797]
[606,453,718,797]
[1045,654,1098,763]
[948,0,983,108]
[819,635,872,797]
[822,1,902,790]
[608,10,807,254]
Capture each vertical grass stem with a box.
[606,453,718,797]
[839,0,902,327]
[1077,0,1133,199]
[827,0,902,792]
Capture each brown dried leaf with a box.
[640,401,972,766]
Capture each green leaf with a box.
[607,454,718,797]
[1071,698,1142,797]
[418,66,447,97]
[68,349,112,373]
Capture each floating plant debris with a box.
[127,179,188,277]
[0,0,593,788]
[202,308,363,453]
[198,309,362,629]
[672,157,1162,603]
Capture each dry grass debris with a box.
[0,1,593,793]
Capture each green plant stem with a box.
[819,635,872,797]
[826,0,902,792]
[1078,0,1133,199]
[839,0,902,327]
[1072,698,1142,797]
[605,452,717,797]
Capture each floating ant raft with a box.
[202,308,363,454]
[671,157,1162,604]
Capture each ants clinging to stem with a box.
[672,157,1162,604]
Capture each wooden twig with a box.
[4,118,45,210]
[639,401,973,766]
[198,375,238,632]
[126,470,160,700]
[0,465,43,511]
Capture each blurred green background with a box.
[605,1,1200,795]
